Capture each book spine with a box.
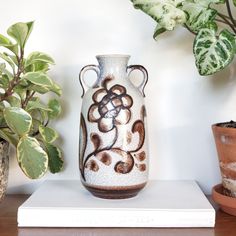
[18,208,215,227]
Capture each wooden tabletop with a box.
[0,195,236,236]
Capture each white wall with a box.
[3,0,235,195]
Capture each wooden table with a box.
[0,195,236,236]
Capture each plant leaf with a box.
[131,0,186,37]
[0,34,18,54]
[3,107,32,136]
[13,85,26,100]
[30,118,41,135]
[0,52,15,69]
[32,61,50,72]
[26,100,52,112]
[0,128,19,147]
[0,75,9,89]
[193,27,236,75]
[7,21,34,48]
[0,62,14,80]
[48,99,61,119]
[28,84,50,94]
[6,96,21,107]
[0,34,12,47]
[234,0,236,6]
[182,0,225,33]
[23,72,53,88]
[51,82,62,96]
[17,135,48,179]
[5,53,18,65]
[25,51,55,67]
[24,21,34,46]
[39,125,59,143]
[45,143,63,173]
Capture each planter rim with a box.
[212,121,236,128]
[212,123,236,133]
[212,184,236,207]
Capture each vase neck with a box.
[96,55,130,80]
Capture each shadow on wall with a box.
[151,124,221,193]
[208,59,236,92]
[150,27,194,58]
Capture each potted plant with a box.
[0,21,63,201]
[131,0,236,215]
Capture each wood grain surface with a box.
[0,195,236,236]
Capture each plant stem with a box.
[32,119,49,137]
[219,13,233,21]
[184,24,197,36]
[0,48,24,102]
[215,18,227,24]
[215,17,236,29]
[225,0,236,28]
[22,91,35,109]
[217,13,236,34]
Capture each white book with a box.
[17,180,215,227]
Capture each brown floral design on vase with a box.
[88,84,133,132]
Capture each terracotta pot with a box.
[79,55,149,199]
[212,123,236,197]
[212,184,236,216]
[0,140,9,202]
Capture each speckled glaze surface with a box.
[212,124,236,198]
[0,140,9,202]
[79,55,149,199]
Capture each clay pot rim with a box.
[212,123,236,134]
[212,184,236,208]
[212,122,236,129]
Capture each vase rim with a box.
[96,54,130,59]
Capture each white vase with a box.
[79,54,148,199]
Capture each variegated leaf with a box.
[193,27,236,75]
[0,128,19,147]
[48,99,61,119]
[3,107,32,136]
[25,51,55,67]
[131,0,186,37]
[17,135,48,179]
[7,21,34,49]
[39,125,58,143]
[45,143,63,173]
[182,0,225,33]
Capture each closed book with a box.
[17,180,215,227]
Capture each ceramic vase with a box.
[0,140,9,202]
[79,54,149,199]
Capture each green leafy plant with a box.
[0,22,63,179]
[131,0,236,76]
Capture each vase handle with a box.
[127,65,148,97]
[79,64,100,98]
